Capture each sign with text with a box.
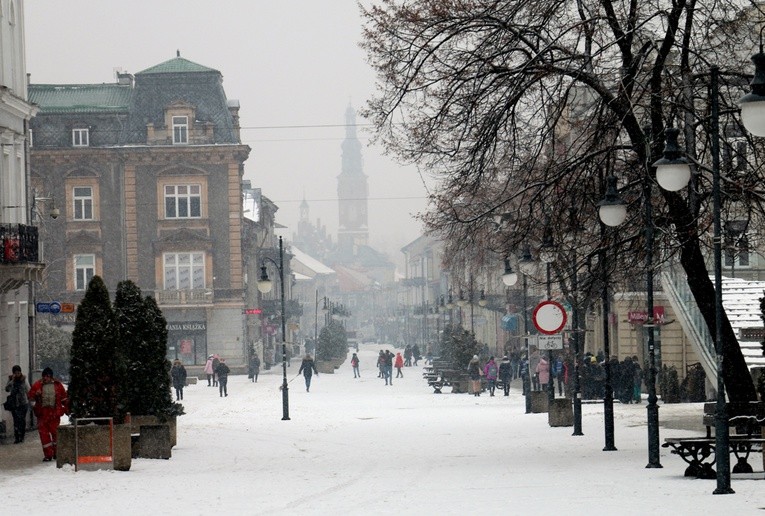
[537,334,564,350]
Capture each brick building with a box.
[28,53,251,367]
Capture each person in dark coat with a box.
[412,344,421,366]
[5,365,30,443]
[170,359,187,401]
[216,358,230,397]
[298,354,319,392]
[498,356,512,396]
[212,355,221,387]
[248,354,261,383]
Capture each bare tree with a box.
[361,0,764,400]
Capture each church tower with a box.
[337,104,369,257]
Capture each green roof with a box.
[28,84,132,113]
[137,56,218,75]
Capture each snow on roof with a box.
[290,246,334,276]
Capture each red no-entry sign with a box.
[532,300,567,335]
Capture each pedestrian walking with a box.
[351,353,360,378]
[216,358,230,397]
[298,354,319,392]
[498,356,512,396]
[248,354,261,383]
[404,345,412,367]
[395,352,404,378]
[632,355,643,403]
[468,355,482,396]
[27,367,69,462]
[384,350,394,385]
[204,355,215,386]
[536,356,550,393]
[4,365,30,443]
[170,359,187,400]
[484,356,498,396]
[212,354,221,386]
[412,344,421,366]
[377,350,385,379]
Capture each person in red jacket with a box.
[394,352,404,378]
[27,367,69,462]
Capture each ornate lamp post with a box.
[257,235,290,421]
[597,175,623,452]
[654,67,731,493]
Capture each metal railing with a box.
[660,262,717,382]
[155,288,213,305]
[0,223,39,264]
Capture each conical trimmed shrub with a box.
[68,276,126,422]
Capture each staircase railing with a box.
[660,263,717,383]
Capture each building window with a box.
[73,186,93,220]
[172,116,188,144]
[28,129,32,148]
[72,128,89,147]
[724,221,751,268]
[164,252,205,290]
[164,184,201,218]
[74,254,95,291]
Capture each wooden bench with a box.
[663,401,764,479]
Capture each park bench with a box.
[662,401,765,479]
[422,359,474,394]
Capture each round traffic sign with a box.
[49,301,62,314]
[532,300,567,335]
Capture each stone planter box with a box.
[316,356,346,374]
[548,398,574,427]
[530,391,549,413]
[57,423,132,471]
[129,415,176,458]
[316,361,335,374]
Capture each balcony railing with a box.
[155,288,214,306]
[0,224,39,264]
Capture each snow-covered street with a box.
[1,344,763,515]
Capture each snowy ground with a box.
[1,343,763,515]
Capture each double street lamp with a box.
[257,235,290,421]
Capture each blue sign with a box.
[36,301,61,314]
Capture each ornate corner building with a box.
[28,54,251,367]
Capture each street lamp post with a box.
[597,175,622,452]
[257,235,290,421]
[643,127,662,469]
[654,67,731,493]
[518,247,535,414]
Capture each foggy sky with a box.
[23,0,433,263]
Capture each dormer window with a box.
[72,128,89,147]
[172,116,188,144]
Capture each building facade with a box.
[28,54,251,368]
[0,0,41,443]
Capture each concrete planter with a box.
[316,361,336,374]
[548,398,574,427]
[57,423,132,471]
[316,355,346,374]
[129,415,176,458]
[530,391,549,413]
[130,415,177,448]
